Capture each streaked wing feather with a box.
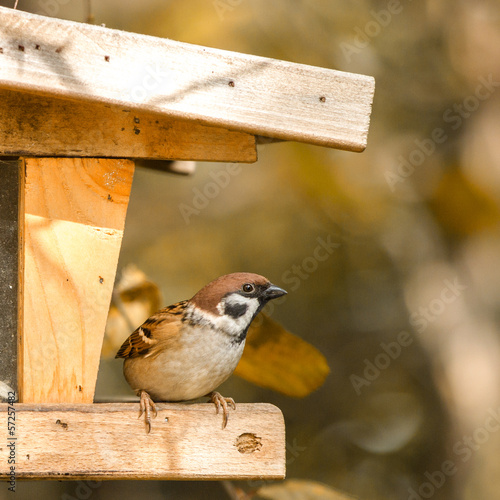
[115,300,187,359]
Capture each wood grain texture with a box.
[0,160,22,402]
[0,89,257,162]
[0,403,285,480]
[0,7,374,151]
[20,158,134,404]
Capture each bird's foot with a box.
[138,390,157,433]
[208,391,236,429]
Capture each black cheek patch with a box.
[225,302,248,319]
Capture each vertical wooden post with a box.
[19,158,135,403]
[0,159,22,402]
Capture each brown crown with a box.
[190,272,270,315]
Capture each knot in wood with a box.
[234,433,262,454]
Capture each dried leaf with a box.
[235,313,330,398]
[102,265,161,358]
[256,479,356,500]
[430,168,500,237]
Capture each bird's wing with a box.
[115,300,188,359]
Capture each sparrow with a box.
[115,272,287,432]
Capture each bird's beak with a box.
[264,284,287,300]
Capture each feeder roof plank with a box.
[0,7,374,152]
[0,89,257,162]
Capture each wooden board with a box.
[0,160,22,403]
[0,89,257,163]
[0,403,285,480]
[0,7,374,152]
[20,158,134,404]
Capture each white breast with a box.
[122,321,246,401]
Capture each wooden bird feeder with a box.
[0,7,374,481]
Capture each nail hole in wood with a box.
[228,80,235,87]
[56,419,68,430]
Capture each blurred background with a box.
[5,0,500,498]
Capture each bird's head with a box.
[188,272,287,341]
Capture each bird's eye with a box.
[242,283,255,293]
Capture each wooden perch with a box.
[0,403,285,480]
[0,7,374,152]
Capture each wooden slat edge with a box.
[16,159,24,404]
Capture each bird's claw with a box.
[209,391,236,429]
[138,390,157,433]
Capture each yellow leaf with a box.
[235,313,330,398]
[431,168,500,237]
